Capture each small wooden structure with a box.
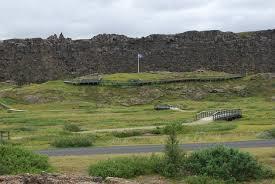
[0,131,10,141]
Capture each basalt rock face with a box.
[0,30,275,84]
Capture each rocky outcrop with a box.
[0,174,138,184]
[0,29,275,84]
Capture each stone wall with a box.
[0,29,274,83]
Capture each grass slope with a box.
[0,72,274,150]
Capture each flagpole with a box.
[137,55,140,73]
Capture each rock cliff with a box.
[0,29,274,84]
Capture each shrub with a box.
[149,127,163,135]
[0,145,50,175]
[156,122,185,177]
[89,155,160,178]
[163,122,183,134]
[258,128,275,139]
[63,123,81,132]
[184,145,273,181]
[268,128,275,138]
[51,134,94,148]
[112,130,143,138]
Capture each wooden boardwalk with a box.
[64,75,243,86]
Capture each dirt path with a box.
[184,117,213,126]
[80,116,214,133]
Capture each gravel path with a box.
[37,139,275,156]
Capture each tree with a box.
[160,123,185,177]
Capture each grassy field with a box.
[0,71,274,150]
[102,71,231,81]
[75,71,232,82]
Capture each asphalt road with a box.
[37,140,275,156]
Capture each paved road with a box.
[37,140,275,156]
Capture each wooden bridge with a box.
[195,109,242,121]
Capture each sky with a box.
[0,0,274,39]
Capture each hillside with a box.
[0,71,274,150]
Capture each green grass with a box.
[0,72,274,150]
[102,71,230,82]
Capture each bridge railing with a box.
[213,109,242,121]
[195,110,218,120]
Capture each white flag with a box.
[138,54,143,59]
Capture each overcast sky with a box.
[0,0,274,39]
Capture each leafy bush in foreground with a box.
[0,145,50,175]
[184,145,273,182]
[52,134,94,148]
[89,155,160,178]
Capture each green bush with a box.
[0,145,50,175]
[51,134,94,148]
[184,145,273,181]
[112,130,143,138]
[163,122,184,134]
[268,128,275,138]
[149,127,163,135]
[89,155,160,178]
[63,123,81,132]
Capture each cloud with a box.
[0,0,274,39]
